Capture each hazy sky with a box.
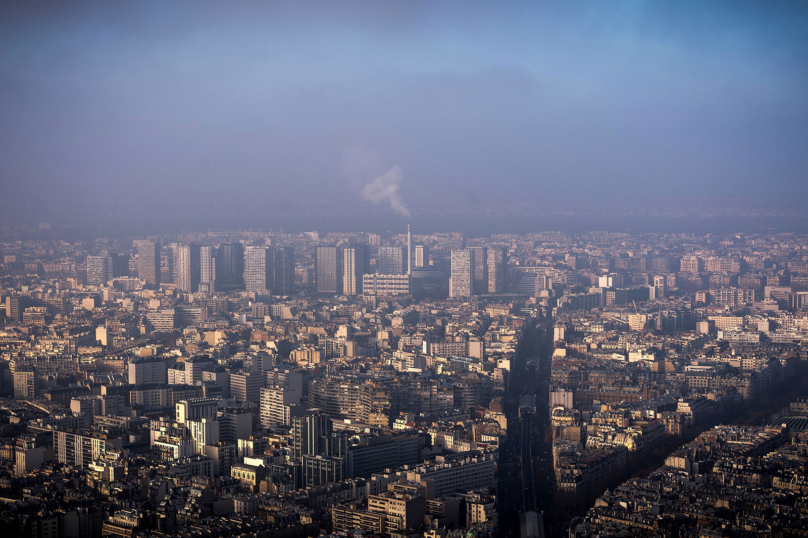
[1,1,807,230]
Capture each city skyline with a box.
[1,3,807,537]
[3,224,808,537]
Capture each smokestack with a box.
[407,224,412,276]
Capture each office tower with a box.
[188,418,219,454]
[137,241,161,287]
[86,255,113,286]
[110,253,129,278]
[218,408,253,444]
[450,249,474,298]
[516,273,551,297]
[360,243,371,273]
[293,408,348,487]
[487,247,508,293]
[165,242,179,284]
[230,372,262,404]
[316,246,342,294]
[274,246,295,295]
[469,246,488,293]
[245,246,275,293]
[176,243,201,293]
[5,295,32,322]
[415,245,429,268]
[175,398,218,425]
[293,408,332,459]
[199,246,216,293]
[342,247,365,296]
[377,246,405,275]
[303,448,347,487]
[216,243,245,290]
[128,357,167,385]
[367,233,381,246]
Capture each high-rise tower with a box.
[450,249,474,298]
[469,246,488,294]
[316,246,341,294]
[342,246,365,296]
[199,246,216,293]
[377,246,405,275]
[245,246,275,293]
[137,241,161,287]
[487,247,508,293]
[86,255,112,286]
[110,253,129,278]
[216,243,245,290]
[176,244,201,293]
[274,246,295,296]
[415,244,429,268]
[293,408,332,459]
[165,242,178,284]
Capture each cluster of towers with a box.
[135,241,295,295]
[314,225,413,295]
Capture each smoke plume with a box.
[360,165,411,219]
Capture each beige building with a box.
[231,462,266,491]
[708,315,743,331]
[260,386,302,428]
[13,369,37,399]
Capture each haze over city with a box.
[2,1,807,234]
[2,4,808,538]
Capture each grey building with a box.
[86,255,112,286]
[137,241,161,287]
[377,246,406,275]
[450,249,474,298]
[216,243,245,290]
[316,246,341,294]
[274,246,295,295]
[487,247,508,293]
[469,246,488,293]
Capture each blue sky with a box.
[1,1,806,228]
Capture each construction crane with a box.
[632,300,649,337]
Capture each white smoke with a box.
[341,146,411,219]
[360,165,411,219]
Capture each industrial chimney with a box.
[407,224,412,276]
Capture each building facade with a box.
[450,249,474,298]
